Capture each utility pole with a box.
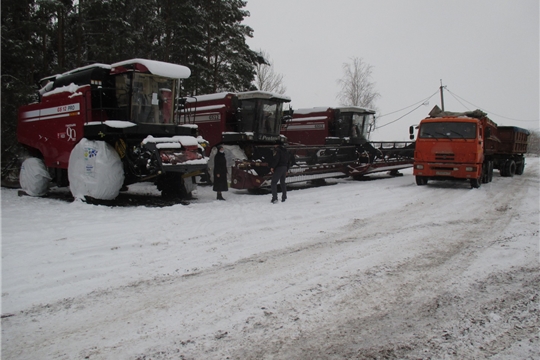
[440,79,445,111]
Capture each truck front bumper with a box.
[413,163,481,180]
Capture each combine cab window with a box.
[259,101,282,136]
[239,99,283,136]
[351,114,368,139]
[336,114,352,138]
[129,73,176,124]
[419,122,477,139]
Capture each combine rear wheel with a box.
[156,173,190,199]
[19,157,51,196]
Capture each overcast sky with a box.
[243,0,539,140]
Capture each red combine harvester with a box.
[281,106,415,181]
[182,91,291,189]
[17,59,208,201]
[182,92,414,190]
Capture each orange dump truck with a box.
[411,107,529,188]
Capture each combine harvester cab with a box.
[411,106,529,188]
[281,106,415,181]
[17,59,208,201]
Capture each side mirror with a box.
[409,125,415,140]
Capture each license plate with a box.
[435,171,451,175]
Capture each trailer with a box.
[17,59,208,201]
[411,107,529,188]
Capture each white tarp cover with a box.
[207,145,247,183]
[68,139,125,200]
[19,158,52,196]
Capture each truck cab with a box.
[411,107,527,188]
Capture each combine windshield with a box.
[116,73,176,124]
[337,112,371,139]
[419,121,477,139]
[240,99,283,137]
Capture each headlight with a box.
[415,164,424,170]
[465,167,477,172]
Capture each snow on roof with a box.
[185,92,233,103]
[42,83,87,97]
[293,107,332,115]
[289,116,328,123]
[294,106,375,115]
[237,91,291,102]
[336,106,376,114]
[112,59,191,79]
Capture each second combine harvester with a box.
[182,91,415,190]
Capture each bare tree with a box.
[254,50,287,94]
[336,57,380,110]
[527,129,540,155]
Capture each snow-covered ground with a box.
[2,159,539,359]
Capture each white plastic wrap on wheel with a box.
[19,158,52,196]
[68,139,124,200]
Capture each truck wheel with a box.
[470,176,481,189]
[487,161,494,182]
[19,157,52,196]
[68,139,125,201]
[502,159,516,177]
[515,161,525,175]
[415,176,428,186]
[482,162,489,184]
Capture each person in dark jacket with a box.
[270,142,289,203]
[213,145,228,200]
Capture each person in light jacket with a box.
[213,145,228,200]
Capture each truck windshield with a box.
[119,73,176,124]
[419,122,476,139]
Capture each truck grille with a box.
[435,153,455,161]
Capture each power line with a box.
[445,88,539,122]
[378,90,439,118]
[375,90,439,129]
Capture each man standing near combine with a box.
[270,141,289,203]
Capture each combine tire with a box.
[68,139,124,201]
[156,173,190,199]
[415,176,428,186]
[19,157,51,196]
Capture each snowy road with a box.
[2,159,539,359]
